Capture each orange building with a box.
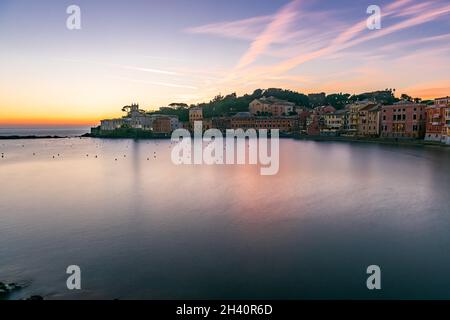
[229,112,297,132]
[431,97,450,144]
[424,102,447,143]
[152,117,172,134]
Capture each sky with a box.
[0,0,450,126]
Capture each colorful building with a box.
[358,104,381,137]
[229,112,297,133]
[447,107,450,145]
[321,110,346,136]
[249,96,295,116]
[189,107,203,128]
[152,116,172,134]
[100,104,157,131]
[427,97,450,144]
[380,101,426,139]
[343,101,375,136]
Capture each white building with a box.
[100,103,179,132]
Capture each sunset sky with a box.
[1,0,450,126]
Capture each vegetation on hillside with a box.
[147,88,424,120]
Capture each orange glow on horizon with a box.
[0,117,99,127]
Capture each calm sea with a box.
[0,127,90,137]
[0,138,449,299]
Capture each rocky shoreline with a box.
[0,135,67,140]
[0,281,43,300]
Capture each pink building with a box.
[380,101,426,139]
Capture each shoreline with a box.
[293,135,450,148]
[0,135,68,140]
[1,133,449,148]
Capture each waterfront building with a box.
[249,96,295,116]
[358,104,381,137]
[298,111,312,134]
[152,116,172,134]
[99,103,179,134]
[306,114,320,135]
[151,114,180,131]
[100,103,153,131]
[343,101,374,136]
[305,105,335,136]
[321,109,346,136]
[426,97,450,144]
[447,107,450,145]
[425,105,446,142]
[229,112,297,133]
[380,101,426,139]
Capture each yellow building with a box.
[321,110,346,136]
[189,107,203,130]
[344,101,375,136]
[358,104,381,137]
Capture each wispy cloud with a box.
[235,0,302,70]
[112,76,198,90]
[231,0,450,78]
[120,65,182,76]
[185,15,271,41]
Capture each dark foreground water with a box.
[0,137,449,299]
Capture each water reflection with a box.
[0,138,450,299]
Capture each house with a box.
[229,112,297,133]
[425,97,450,143]
[321,109,346,136]
[189,107,203,127]
[152,116,172,134]
[380,101,426,139]
[99,103,179,134]
[100,103,153,131]
[343,101,375,136]
[249,97,295,116]
[358,104,381,137]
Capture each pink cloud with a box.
[235,0,302,70]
